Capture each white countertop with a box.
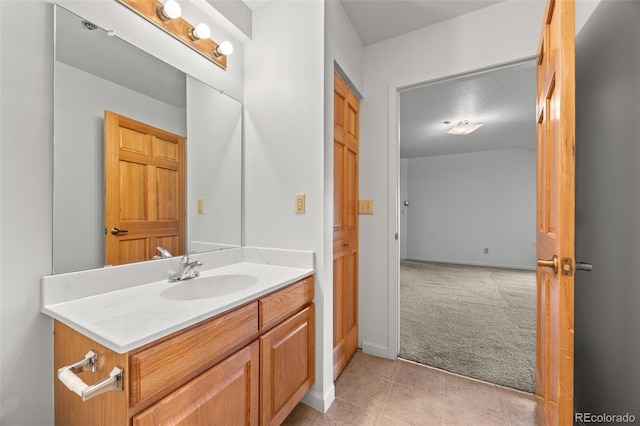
[41,248,314,353]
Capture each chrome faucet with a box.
[152,246,173,260]
[169,252,203,282]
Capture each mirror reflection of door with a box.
[104,110,186,266]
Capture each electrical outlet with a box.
[197,198,205,214]
[359,199,374,214]
[295,193,306,214]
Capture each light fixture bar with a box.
[446,120,484,135]
[116,0,229,70]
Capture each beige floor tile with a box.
[283,353,538,426]
[374,415,414,426]
[383,382,446,425]
[499,389,538,426]
[444,401,509,426]
[445,374,506,418]
[335,368,392,410]
[311,399,379,426]
[394,360,447,397]
[282,403,321,426]
[341,351,400,382]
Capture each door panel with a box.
[535,1,576,424]
[105,111,186,266]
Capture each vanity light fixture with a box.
[214,41,234,57]
[190,23,211,40]
[116,0,230,70]
[157,0,181,21]
[446,120,484,135]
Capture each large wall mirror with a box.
[53,6,242,274]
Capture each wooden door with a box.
[333,73,359,380]
[535,1,576,424]
[133,341,260,426]
[104,111,186,266]
[260,305,315,426]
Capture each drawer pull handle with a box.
[57,351,124,401]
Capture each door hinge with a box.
[561,258,573,276]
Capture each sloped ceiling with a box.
[340,0,505,46]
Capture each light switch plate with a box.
[359,199,374,214]
[197,198,205,214]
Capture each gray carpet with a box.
[399,260,536,393]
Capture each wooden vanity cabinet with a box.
[53,276,315,426]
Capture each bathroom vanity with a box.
[42,248,315,425]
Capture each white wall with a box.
[54,62,186,274]
[405,149,536,270]
[0,3,55,424]
[243,0,329,411]
[325,0,364,92]
[359,0,545,358]
[0,1,245,423]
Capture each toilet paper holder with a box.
[57,350,123,401]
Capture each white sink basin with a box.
[160,274,259,301]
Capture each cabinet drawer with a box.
[130,302,258,408]
[259,276,314,331]
[133,341,260,426]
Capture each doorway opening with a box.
[396,59,537,392]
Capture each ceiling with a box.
[399,61,537,158]
[333,0,536,159]
[59,2,536,160]
[340,0,505,46]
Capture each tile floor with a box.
[283,351,538,426]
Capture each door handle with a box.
[576,261,593,272]
[110,227,128,235]
[537,255,558,274]
[343,240,350,247]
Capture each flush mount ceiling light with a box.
[157,0,181,20]
[446,120,484,135]
[117,0,230,70]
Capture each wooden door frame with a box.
[386,57,538,359]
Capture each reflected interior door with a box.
[104,111,185,266]
[333,72,359,380]
[535,0,576,424]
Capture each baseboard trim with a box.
[302,383,335,413]
[361,341,392,359]
[404,257,536,272]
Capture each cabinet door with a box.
[133,341,259,426]
[260,304,315,426]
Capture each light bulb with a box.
[215,41,234,57]
[158,0,181,20]
[191,23,211,40]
